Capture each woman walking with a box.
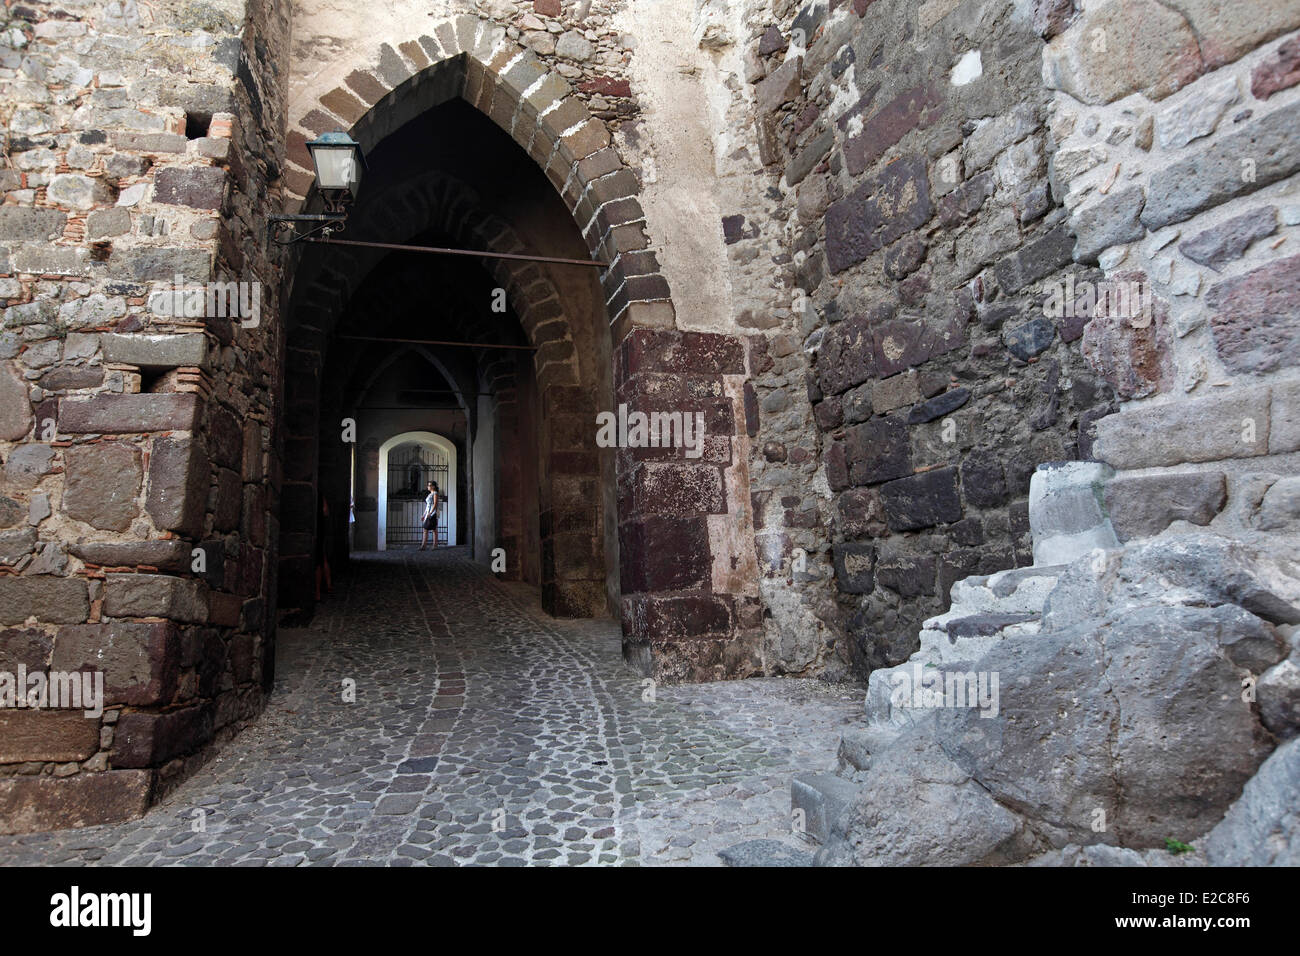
[419,480,440,550]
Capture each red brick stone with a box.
[1252,37,1300,100]
[0,771,152,834]
[619,516,711,592]
[579,76,632,98]
[844,83,943,177]
[0,710,99,763]
[630,462,726,515]
[1205,253,1300,375]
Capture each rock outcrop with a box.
[803,461,1300,866]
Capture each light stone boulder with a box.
[823,531,1294,865]
[816,723,1024,867]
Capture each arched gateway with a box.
[0,11,761,832]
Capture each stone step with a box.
[935,564,1067,623]
[791,771,859,845]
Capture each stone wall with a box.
[729,0,1111,677]
[0,0,290,832]
[1045,2,1300,535]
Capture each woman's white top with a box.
[424,491,437,519]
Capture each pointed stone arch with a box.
[284,14,674,339]
[278,15,763,682]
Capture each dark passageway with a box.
[278,98,620,631]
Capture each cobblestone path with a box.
[0,549,862,866]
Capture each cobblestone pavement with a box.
[0,549,863,866]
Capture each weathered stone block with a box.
[3,444,54,488]
[146,434,206,538]
[1270,381,1300,454]
[845,417,911,486]
[844,84,943,177]
[103,573,208,623]
[1163,0,1300,70]
[874,549,938,597]
[872,371,920,414]
[880,467,963,531]
[960,450,1007,509]
[0,710,99,763]
[1142,106,1300,231]
[826,155,933,274]
[53,620,181,707]
[907,387,970,425]
[791,772,859,844]
[816,309,881,396]
[1205,254,1300,375]
[63,442,142,532]
[0,529,37,566]
[1179,206,1277,269]
[755,57,801,114]
[1042,0,1203,104]
[1003,317,1056,361]
[0,576,89,625]
[1252,36,1300,100]
[1104,471,1226,541]
[630,463,726,515]
[832,542,875,594]
[625,594,733,642]
[114,705,213,768]
[100,333,208,370]
[995,224,1074,294]
[59,393,199,433]
[1071,186,1146,262]
[1093,387,1271,469]
[85,207,130,239]
[0,770,152,834]
[0,361,33,441]
[872,314,965,376]
[153,166,227,209]
[0,207,66,241]
[68,539,192,571]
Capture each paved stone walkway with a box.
[0,549,862,866]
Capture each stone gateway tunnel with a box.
[0,0,1298,867]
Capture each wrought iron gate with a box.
[385,442,448,547]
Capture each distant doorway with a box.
[378,431,458,548]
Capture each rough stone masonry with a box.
[0,0,1297,848]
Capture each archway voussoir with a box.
[299,109,341,137]
[285,163,313,199]
[453,14,480,54]
[558,119,611,166]
[398,40,431,71]
[527,71,571,116]
[500,51,546,99]
[434,21,460,55]
[609,221,650,255]
[577,147,623,185]
[344,70,390,108]
[417,34,443,61]
[487,81,520,133]
[465,58,491,109]
[473,22,508,61]
[319,87,368,126]
[525,123,556,166]
[544,152,575,194]
[377,43,416,88]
